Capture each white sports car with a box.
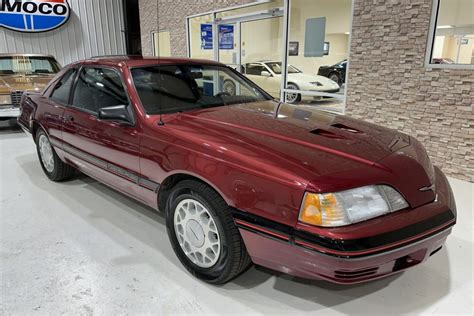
[238,61,340,104]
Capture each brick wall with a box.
[139,0,474,182]
[346,0,473,182]
[138,0,251,56]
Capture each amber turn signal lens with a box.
[299,193,322,225]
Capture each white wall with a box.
[0,0,126,66]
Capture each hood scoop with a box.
[310,128,347,139]
[331,123,360,133]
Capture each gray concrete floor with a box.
[1,126,473,315]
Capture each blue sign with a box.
[200,24,234,50]
[201,24,213,50]
[0,0,71,33]
[218,25,234,50]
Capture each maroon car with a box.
[18,56,456,285]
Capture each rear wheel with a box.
[36,129,75,181]
[166,180,251,284]
[285,83,301,104]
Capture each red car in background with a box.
[18,56,456,285]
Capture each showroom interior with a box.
[0,0,473,314]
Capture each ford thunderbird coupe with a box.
[18,56,456,285]
[1,53,61,126]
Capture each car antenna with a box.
[156,1,165,126]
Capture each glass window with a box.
[284,0,351,112]
[50,69,77,104]
[131,64,269,115]
[429,0,474,65]
[72,67,128,114]
[0,56,60,75]
[244,63,267,76]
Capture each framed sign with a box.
[0,0,71,33]
[289,41,299,56]
[323,42,330,55]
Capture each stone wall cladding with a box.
[138,0,251,57]
[346,0,473,182]
[139,0,473,182]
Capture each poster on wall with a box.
[0,0,71,33]
[218,25,234,50]
[289,42,299,56]
[200,24,235,50]
[201,24,213,50]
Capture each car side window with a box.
[50,68,77,104]
[245,64,266,76]
[72,67,128,114]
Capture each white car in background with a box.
[240,61,340,104]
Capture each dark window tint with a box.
[245,64,266,75]
[72,67,128,114]
[50,68,77,104]
[131,64,268,115]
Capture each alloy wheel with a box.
[173,198,221,268]
[39,134,54,173]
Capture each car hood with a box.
[164,101,409,172]
[287,73,338,86]
[157,101,435,207]
[0,75,55,94]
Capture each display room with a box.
[0,0,473,315]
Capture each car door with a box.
[61,66,145,201]
[244,63,279,97]
[40,68,78,147]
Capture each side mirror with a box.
[98,104,134,125]
[261,70,272,77]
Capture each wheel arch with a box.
[157,172,232,213]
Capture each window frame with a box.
[425,0,474,70]
[49,68,79,106]
[68,65,134,119]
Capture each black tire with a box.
[285,83,301,104]
[329,72,341,86]
[166,180,252,284]
[35,129,76,182]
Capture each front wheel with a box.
[35,129,75,181]
[166,180,251,284]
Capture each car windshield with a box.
[131,64,270,115]
[0,56,61,75]
[264,62,301,74]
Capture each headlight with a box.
[299,185,409,227]
[310,81,323,86]
[0,94,12,105]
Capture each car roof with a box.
[0,53,57,58]
[77,55,223,68]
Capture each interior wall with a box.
[346,0,473,182]
[0,0,126,66]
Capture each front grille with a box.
[334,267,379,280]
[11,91,23,107]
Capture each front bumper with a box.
[0,107,20,118]
[235,167,456,284]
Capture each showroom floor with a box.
[1,126,473,315]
